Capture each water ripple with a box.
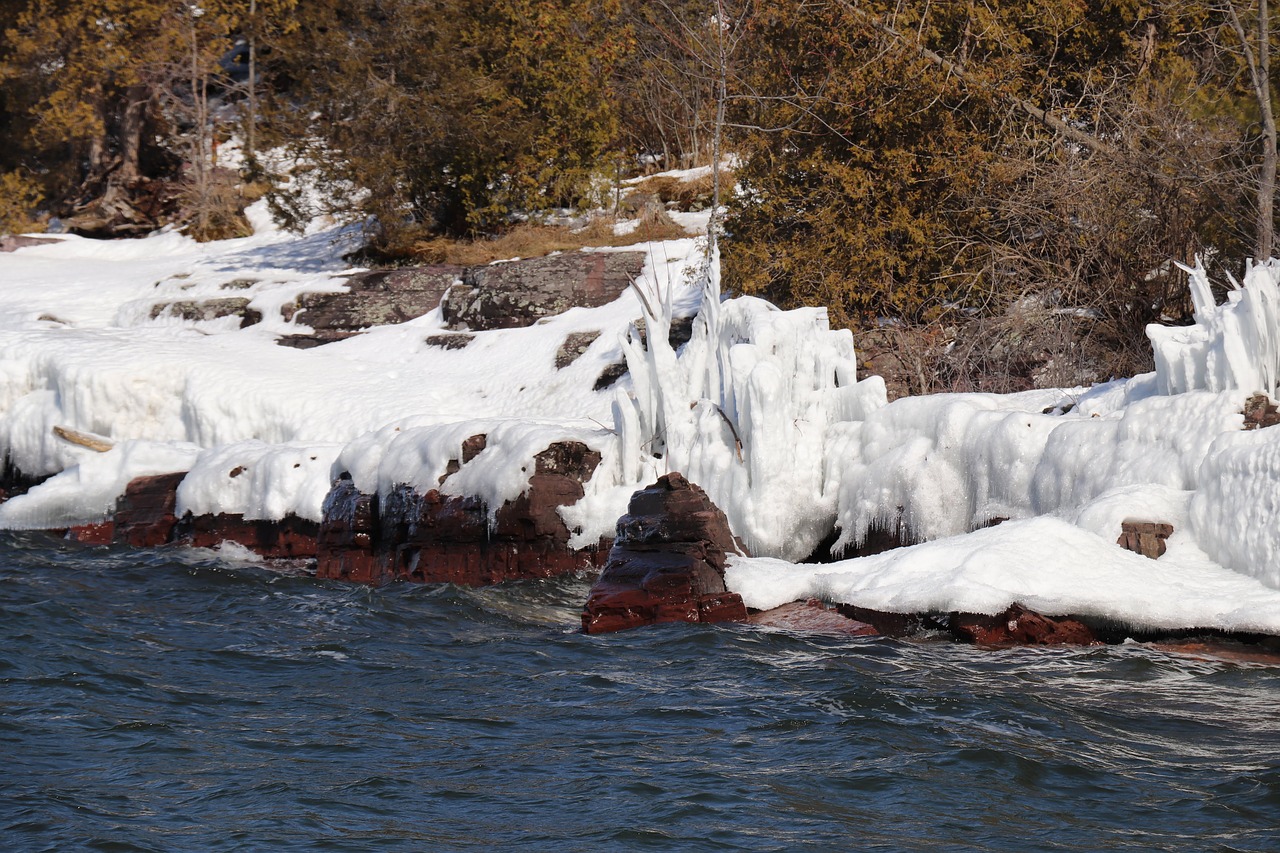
[1,535,1278,851]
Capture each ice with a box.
[1148,259,1280,396]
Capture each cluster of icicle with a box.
[1148,258,1280,397]
[611,243,886,561]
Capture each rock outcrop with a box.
[316,439,607,585]
[151,297,262,328]
[276,251,647,348]
[950,604,1099,646]
[582,472,748,634]
[279,265,463,348]
[442,252,645,331]
[1242,393,1280,429]
[110,472,186,547]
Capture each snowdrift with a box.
[2,206,1279,634]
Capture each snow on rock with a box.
[334,416,616,526]
[726,516,1280,635]
[0,440,200,530]
[176,440,344,522]
[6,193,1280,633]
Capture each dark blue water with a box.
[3,534,1279,852]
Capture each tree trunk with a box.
[1259,0,1276,259]
[117,85,150,183]
[1225,0,1276,259]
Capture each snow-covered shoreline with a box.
[3,203,1280,637]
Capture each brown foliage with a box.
[407,212,689,266]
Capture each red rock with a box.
[113,472,187,547]
[175,513,319,559]
[582,472,748,634]
[951,603,1098,646]
[1117,521,1174,559]
[749,599,880,636]
[315,441,607,587]
[834,604,934,637]
[315,477,388,583]
[66,520,116,545]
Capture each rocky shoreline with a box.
[3,453,1272,661]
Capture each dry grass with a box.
[410,207,690,266]
[629,170,730,212]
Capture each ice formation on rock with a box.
[610,244,886,560]
[1148,259,1280,397]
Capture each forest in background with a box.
[3,1,1280,390]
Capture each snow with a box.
[3,189,1280,635]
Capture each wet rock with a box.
[65,521,116,545]
[315,476,383,583]
[582,472,748,634]
[315,440,606,586]
[175,513,319,559]
[442,252,645,331]
[113,472,187,547]
[950,604,1098,646]
[834,604,942,638]
[1117,521,1173,559]
[151,297,262,328]
[749,599,879,636]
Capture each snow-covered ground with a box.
[3,200,1280,634]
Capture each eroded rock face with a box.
[112,472,186,547]
[175,513,319,559]
[315,440,607,586]
[315,477,382,582]
[582,472,748,634]
[442,252,645,331]
[950,604,1098,646]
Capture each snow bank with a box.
[726,515,1280,634]
[177,440,344,522]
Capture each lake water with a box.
[3,534,1279,851]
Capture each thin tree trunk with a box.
[247,0,257,159]
[1224,0,1276,258]
[1260,0,1275,258]
[117,85,149,182]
